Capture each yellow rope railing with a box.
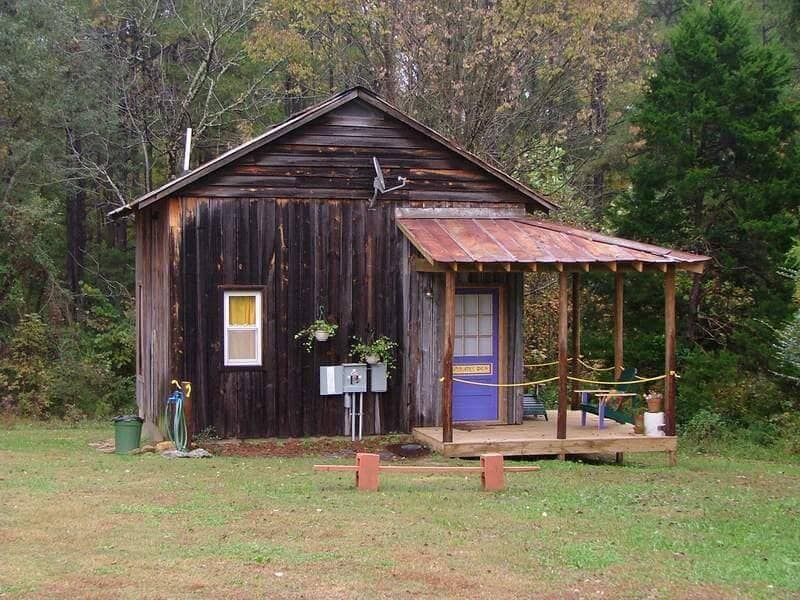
[523,359,561,368]
[566,372,677,386]
[576,358,616,372]
[444,375,560,388]
[524,357,617,371]
[443,371,679,388]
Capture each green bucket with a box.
[112,415,144,454]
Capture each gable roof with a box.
[108,87,556,218]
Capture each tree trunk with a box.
[686,272,704,342]
[65,129,86,306]
[589,69,608,215]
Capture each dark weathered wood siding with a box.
[140,98,532,437]
[135,203,171,425]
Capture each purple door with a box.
[453,289,499,421]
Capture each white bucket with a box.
[644,411,665,437]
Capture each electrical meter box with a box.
[319,365,343,396]
[342,363,368,393]
[370,363,388,392]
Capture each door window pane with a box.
[463,295,477,315]
[464,316,478,335]
[479,294,492,314]
[464,337,478,355]
[478,336,493,355]
[479,315,493,335]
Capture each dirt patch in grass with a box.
[203,434,421,459]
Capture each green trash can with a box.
[113,415,144,454]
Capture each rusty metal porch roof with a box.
[395,209,710,272]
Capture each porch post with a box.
[442,269,456,443]
[570,272,581,409]
[613,272,624,379]
[664,266,677,436]
[557,270,569,439]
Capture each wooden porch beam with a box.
[413,257,447,272]
[664,266,677,437]
[680,262,706,274]
[557,270,569,439]
[442,269,456,443]
[570,272,581,410]
[614,272,624,380]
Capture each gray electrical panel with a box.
[342,363,368,393]
[319,365,343,396]
[370,363,388,392]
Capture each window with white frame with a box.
[223,290,262,366]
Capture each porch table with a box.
[576,389,637,429]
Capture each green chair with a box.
[580,367,639,425]
[522,385,548,420]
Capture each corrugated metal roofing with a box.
[396,216,710,269]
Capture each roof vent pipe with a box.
[182,127,193,173]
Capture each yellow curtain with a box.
[229,295,256,325]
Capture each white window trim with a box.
[223,290,262,366]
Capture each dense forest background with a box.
[0,0,798,446]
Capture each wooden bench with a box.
[313,452,540,491]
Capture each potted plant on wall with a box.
[294,306,338,353]
[350,335,398,375]
[644,390,663,413]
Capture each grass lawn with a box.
[1,424,799,599]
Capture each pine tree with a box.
[611,0,800,350]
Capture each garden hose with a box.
[167,380,189,452]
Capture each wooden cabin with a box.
[111,87,709,461]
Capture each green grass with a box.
[1,424,799,598]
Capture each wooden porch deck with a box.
[412,410,677,462]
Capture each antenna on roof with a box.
[369,157,407,208]
[182,127,193,173]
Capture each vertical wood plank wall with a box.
[135,204,171,427]
[139,98,534,438]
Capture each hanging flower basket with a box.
[294,310,338,353]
